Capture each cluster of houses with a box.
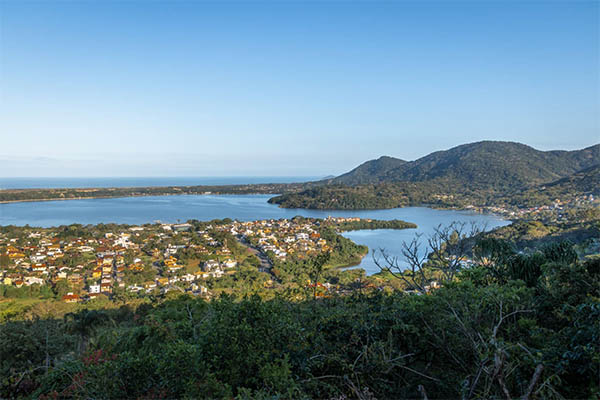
[4,218,325,303]
[1,217,416,302]
[1,232,96,293]
[0,216,468,302]
[0,224,232,302]
[225,219,331,261]
[468,194,598,223]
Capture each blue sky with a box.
[0,1,598,177]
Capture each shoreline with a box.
[0,185,511,222]
[0,191,504,217]
[0,188,512,234]
[0,182,302,204]
[331,249,369,271]
[0,192,281,205]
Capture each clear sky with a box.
[0,1,598,177]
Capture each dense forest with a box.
[268,165,599,211]
[270,142,599,211]
[501,165,600,208]
[267,183,486,210]
[331,141,599,188]
[331,219,417,232]
[1,240,598,399]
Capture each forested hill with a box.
[331,141,600,190]
[332,155,408,185]
[502,164,600,207]
[542,164,600,194]
[269,142,599,210]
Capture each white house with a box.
[24,276,45,286]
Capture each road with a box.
[236,236,279,282]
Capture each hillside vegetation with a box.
[1,241,598,399]
[331,141,599,188]
[270,141,600,210]
[501,165,600,208]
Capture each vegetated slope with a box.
[332,141,600,190]
[540,164,600,195]
[502,164,600,207]
[269,184,411,210]
[270,141,599,210]
[2,244,598,399]
[483,219,600,251]
[332,156,408,185]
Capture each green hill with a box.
[541,164,600,195]
[330,155,408,185]
[502,164,600,207]
[270,141,599,210]
[332,141,599,190]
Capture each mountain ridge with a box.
[330,141,599,189]
[268,141,599,210]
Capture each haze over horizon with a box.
[1,1,598,177]
[1,140,599,179]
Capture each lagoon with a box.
[0,194,510,274]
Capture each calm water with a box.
[0,194,509,274]
[0,176,319,189]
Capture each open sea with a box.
[0,176,319,189]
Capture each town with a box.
[467,193,598,223]
[0,217,412,303]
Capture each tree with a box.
[52,280,71,298]
[374,222,486,293]
[308,252,330,300]
[0,252,9,268]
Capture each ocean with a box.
[0,176,320,190]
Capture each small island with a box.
[322,216,417,232]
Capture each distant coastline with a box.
[0,183,304,204]
[0,176,321,190]
[0,191,272,205]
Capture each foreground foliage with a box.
[1,242,598,399]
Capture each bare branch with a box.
[494,351,512,400]
[398,364,441,382]
[418,384,429,400]
[522,364,544,400]
[377,221,489,292]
